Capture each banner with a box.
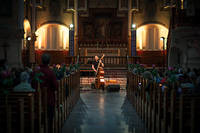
[131,30,137,56]
[69,30,74,56]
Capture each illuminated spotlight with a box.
[100,79,105,83]
[70,24,74,29]
[27,36,31,41]
[100,71,104,74]
[160,37,165,41]
[132,24,136,29]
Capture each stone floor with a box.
[62,90,147,133]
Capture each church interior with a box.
[0,0,200,133]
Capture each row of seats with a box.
[0,71,80,133]
[126,72,200,133]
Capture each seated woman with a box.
[143,71,153,101]
[13,71,35,92]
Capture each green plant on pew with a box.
[33,66,44,83]
[69,63,79,73]
[128,64,134,72]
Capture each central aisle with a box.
[62,90,147,133]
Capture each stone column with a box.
[30,0,36,64]
[18,0,24,29]
[74,0,78,56]
[17,0,24,67]
[32,0,36,32]
[128,0,132,56]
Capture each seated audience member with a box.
[179,74,195,92]
[13,71,35,92]
[175,68,184,80]
[39,53,58,133]
[132,67,138,74]
[143,71,153,81]
[0,59,8,70]
[195,76,200,92]
[12,68,24,87]
[143,71,153,101]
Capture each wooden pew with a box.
[0,92,35,133]
[191,94,200,133]
[156,84,163,133]
[151,82,158,133]
[168,91,200,133]
[0,70,81,133]
[127,72,200,133]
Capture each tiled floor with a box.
[62,90,147,133]
[80,77,127,89]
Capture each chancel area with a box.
[0,0,200,133]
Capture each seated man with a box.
[13,71,35,92]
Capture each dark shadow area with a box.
[121,97,147,133]
[62,98,88,133]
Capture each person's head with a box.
[178,68,183,74]
[196,77,200,87]
[187,68,191,73]
[0,59,7,70]
[95,56,99,61]
[42,53,51,65]
[20,71,29,83]
[143,71,153,80]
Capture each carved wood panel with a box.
[78,9,128,42]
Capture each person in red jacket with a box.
[40,53,58,133]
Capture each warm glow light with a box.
[132,24,136,29]
[27,36,31,41]
[139,37,143,50]
[60,26,69,49]
[24,19,31,39]
[181,0,184,9]
[100,71,104,74]
[100,79,105,82]
[70,24,74,29]
[160,37,167,50]
[160,37,164,41]
[136,24,168,51]
[56,64,61,69]
[137,27,145,50]
[35,24,69,50]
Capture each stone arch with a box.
[136,23,169,51]
[35,23,69,50]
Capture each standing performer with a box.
[91,55,105,89]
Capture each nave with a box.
[62,90,147,133]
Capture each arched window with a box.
[136,24,168,51]
[23,19,31,49]
[35,24,69,50]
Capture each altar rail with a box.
[79,40,128,48]
[127,72,200,133]
[0,71,80,133]
[65,56,140,66]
